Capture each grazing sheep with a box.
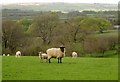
[46,46,65,63]
[72,52,77,58]
[3,54,5,56]
[7,54,10,56]
[38,52,48,62]
[15,51,21,58]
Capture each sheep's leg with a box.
[41,60,43,63]
[48,56,51,63]
[49,59,51,63]
[41,57,43,63]
[58,58,60,63]
[45,59,48,63]
[41,57,42,60]
[60,58,62,63]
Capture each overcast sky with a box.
[1,0,120,4]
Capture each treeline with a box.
[2,9,118,25]
[2,12,118,57]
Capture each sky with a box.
[1,0,120,4]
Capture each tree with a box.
[65,16,86,42]
[80,17,111,33]
[17,17,32,31]
[2,20,24,52]
[97,18,112,33]
[28,13,59,44]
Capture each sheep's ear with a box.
[60,47,65,49]
[60,44,65,47]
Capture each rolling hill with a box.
[2,2,118,11]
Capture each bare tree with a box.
[28,13,59,44]
[2,20,24,52]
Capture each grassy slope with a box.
[2,56,118,80]
[0,56,2,81]
[95,30,118,37]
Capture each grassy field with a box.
[0,56,2,81]
[2,56,118,80]
[94,30,118,37]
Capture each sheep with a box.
[7,54,10,56]
[72,52,77,58]
[15,51,21,58]
[46,46,65,63]
[38,52,48,62]
[3,54,5,56]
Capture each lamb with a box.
[15,51,21,58]
[72,52,77,58]
[46,46,65,63]
[3,54,5,56]
[7,54,10,56]
[38,52,48,62]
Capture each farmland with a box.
[2,56,118,80]
[1,2,119,81]
[2,30,118,80]
[0,56,2,81]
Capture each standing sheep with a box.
[38,52,48,62]
[46,46,65,63]
[72,52,77,58]
[15,51,21,58]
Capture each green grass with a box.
[95,30,118,37]
[2,56,118,80]
[0,56,2,81]
[86,50,118,58]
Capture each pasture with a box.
[2,56,118,80]
[0,56,2,81]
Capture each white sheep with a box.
[3,54,5,56]
[46,46,65,63]
[7,54,10,56]
[72,52,77,58]
[15,51,21,58]
[38,52,48,62]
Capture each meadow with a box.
[2,3,118,81]
[0,56,2,81]
[2,56,118,80]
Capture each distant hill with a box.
[2,2,118,11]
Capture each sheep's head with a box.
[38,52,42,56]
[60,46,65,53]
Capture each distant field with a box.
[94,30,118,37]
[2,56,118,80]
